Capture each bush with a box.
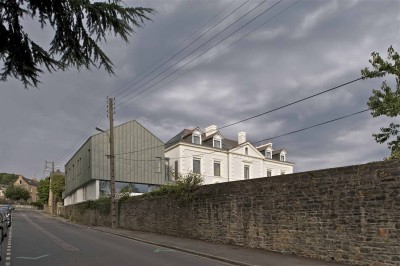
[142,172,204,202]
[30,201,44,209]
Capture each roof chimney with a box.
[238,132,246,144]
[205,125,217,137]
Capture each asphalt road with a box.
[1,210,231,266]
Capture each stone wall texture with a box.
[63,203,110,227]
[65,160,400,265]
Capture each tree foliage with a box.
[0,173,18,185]
[51,174,65,201]
[37,177,50,203]
[0,0,155,88]
[119,183,138,193]
[361,46,400,159]
[142,172,204,202]
[5,185,30,201]
[37,174,65,203]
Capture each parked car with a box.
[0,209,9,240]
[0,207,11,227]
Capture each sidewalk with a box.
[88,226,345,266]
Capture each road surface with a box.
[1,210,231,266]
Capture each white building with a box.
[165,125,294,184]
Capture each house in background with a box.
[165,125,294,184]
[64,120,168,206]
[0,185,7,199]
[14,175,38,202]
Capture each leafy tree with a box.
[0,173,18,185]
[361,46,400,159]
[37,177,50,204]
[51,174,65,201]
[5,186,30,201]
[120,183,138,193]
[0,0,155,88]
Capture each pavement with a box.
[42,211,345,266]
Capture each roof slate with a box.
[21,176,37,187]
[166,127,289,163]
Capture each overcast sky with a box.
[1,0,399,179]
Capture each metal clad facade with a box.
[65,138,92,195]
[65,120,166,197]
[91,120,166,184]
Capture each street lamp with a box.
[96,124,117,229]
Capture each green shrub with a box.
[30,201,44,209]
[93,197,111,215]
[142,172,203,202]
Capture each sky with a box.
[1,0,399,179]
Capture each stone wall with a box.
[65,160,400,265]
[63,201,110,227]
[118,160,400,265]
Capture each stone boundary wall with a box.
[63,202,110,227]
[65,160,400,265]
[119,160,400,265]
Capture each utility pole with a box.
[108,97,117,229]
[45,161,55,215]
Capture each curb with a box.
[89,227,254,266]
[37,211,253,266]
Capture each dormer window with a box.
[280,154,285,162]
[265,150,272,159]
[213,138,221,148]
[192,134,201,144]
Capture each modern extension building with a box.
[165,125,294,184]
[64,120,168,206]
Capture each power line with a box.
[116,0,264,103]
[113,108,370,162]
[251,109,370,144]
[113,76,364,156]
[112,0,242,99]
[120,0,301,106]
[219,77,363,129]
[56,102,108,165]
[54,1,242,166]
[117,0,279,106]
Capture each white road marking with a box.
[22,213,79,252]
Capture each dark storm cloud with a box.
[1,0,399,177]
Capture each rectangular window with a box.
[193,135,200,144]
[267,169,272,177]
[155,157,161,173]
[213,139,221,148]
[193,158,201,174]
[174,161,179,179]
[266,151,272,159]
[88,149,91,168]
[214,161,221,176]
[281,171,285,175]
[165,158,170,181]
[244,165,250,179]
[280,155,285,161]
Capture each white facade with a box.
[165,126,294,185]
[63,180,98,206]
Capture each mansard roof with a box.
[166,127,291,163]
[165,128,237,151]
